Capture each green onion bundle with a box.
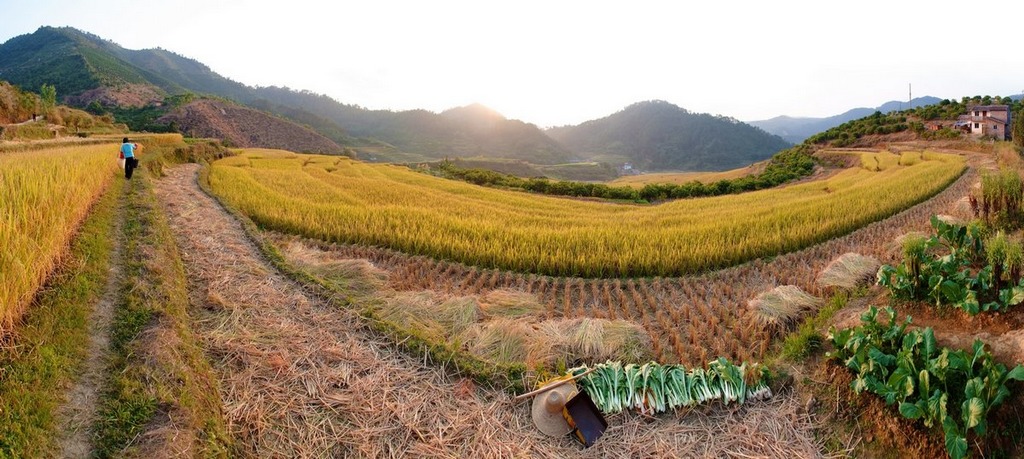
[569,358,772,414]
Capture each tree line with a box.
[422,145,816,203]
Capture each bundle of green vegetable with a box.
[568,359,773,415]
[829,306,1024,459]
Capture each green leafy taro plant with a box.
[829,306,1024,458]
[877,216,1024,315]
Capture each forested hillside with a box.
[547,100,791,171]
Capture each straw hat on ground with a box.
[531,382,577,437]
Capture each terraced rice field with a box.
[207,149,973,365]
[208,149,965,278]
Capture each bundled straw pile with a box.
[817,252,881,290]
[371,290,653,368]
[477,289,544,318]
[747,285,822,332]
[529,318,653,366]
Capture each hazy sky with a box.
[2,0,1023,127]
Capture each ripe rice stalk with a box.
[477,289,543,320]
[816,252,881,290]
[1,143,120,331]
[747,285,822,333]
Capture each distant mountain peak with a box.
[547,101,790,171]
[441,103,506,121]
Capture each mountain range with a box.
[749,96,943,144]
[0,26,791,171]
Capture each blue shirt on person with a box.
[121,143,135,158]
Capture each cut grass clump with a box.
[817,252,881,290]
[478,289,544,319]
[374,292,449,342]
[886,231,928,260]
[282,240,389,292]
[460,318,532,365]
[436,296,481,336]
[528,318,653,367]
[748,285,822,333]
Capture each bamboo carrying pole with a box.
[513,367,597,402]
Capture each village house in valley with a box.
[956,104,1012,140]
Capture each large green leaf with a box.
[970,340,986,371]
[964,377,985,400]
[929,349,950,383]
[961,397,985,430]
[1006,365,1024,382]
[868,347,896,370]
[940,279,965,303]
[859,305,879,325]
[1004,286,1024,306]
[887,367,916,401]
[899,401,924,420]
[927,390,948,428]
[959,292,980,315]
[946,350,970,374]
[917,369,930,397]
[922,328,937,359]
[943,417,968,459]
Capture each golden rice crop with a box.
[0,143,120,331]
[208,149,965,278]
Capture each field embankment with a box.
[208,149,965,278]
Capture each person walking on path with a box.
[121,137,138,179]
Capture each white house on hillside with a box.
[961,105,1011,140]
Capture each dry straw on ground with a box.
[748,285,823,333]
[478,289,544,319]
[529,318,653,365]
[817,252,881,290]
[156,164,828,457]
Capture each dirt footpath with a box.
[154,163,826,458]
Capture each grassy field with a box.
[209,149,965,278]
[0,143,120,331]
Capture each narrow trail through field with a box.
[154,163,826,457]
[54,187,123,458]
